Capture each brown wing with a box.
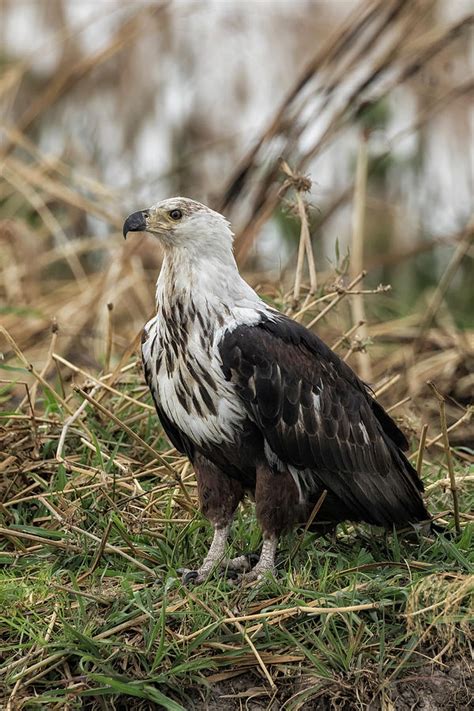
[220,316,428,526]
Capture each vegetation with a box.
[1,261,472,708]
[1,1,472,707]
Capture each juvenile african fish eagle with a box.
[123,198,430,583]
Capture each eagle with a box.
[123,197,430,583]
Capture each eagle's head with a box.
[123,197,234,256]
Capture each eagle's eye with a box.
[169,209,182,221]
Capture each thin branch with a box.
[415,424,429,477]
[350,133,372,382]
[306,271,366,329]
[428,382,461,535]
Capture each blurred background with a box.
[0,0,473,391]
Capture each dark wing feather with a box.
[220,315,428,526]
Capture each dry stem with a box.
[428,382,461,535]
[350,133,372,382]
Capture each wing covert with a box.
[220,319,387,472]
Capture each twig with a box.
[415,424,429,476]
[293,286,388,322]
[53,353,154,411]
[0,527,84,552]
[105,302,114,373]
[224,606,276,690]
[297,192,317,296]
[374,374,400,397]
[291,489,327,558]
[72,385,191,502]
[425,475,473,494]
[56,384,101,461]
[280,161,316,303]
[182,600,388,644]
[424,406,473,449]
[19,320,59,412]
[307,271,366,329]
[331,320,365,351]
[77,519,113,583]
[38,496,158,577]
[350,132,372,382]
[386,396,411,414]
[427,382,461,535]
[0,326,73,415]
[3,380,40,455]
[415,221,473,349]
[343,343,355,363]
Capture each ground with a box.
[0,304,472,710]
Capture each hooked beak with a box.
[122,210,148,239]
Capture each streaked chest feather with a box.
[142,301,246,446]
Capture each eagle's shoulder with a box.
[219,311,351,386]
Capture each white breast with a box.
[143,310,249,447]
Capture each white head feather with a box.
[139,197,261,309]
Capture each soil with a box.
[388,662,473,711]
[193,660,474,710]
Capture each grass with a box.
[1,301,473,709]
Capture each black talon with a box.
[221,568,240,581]
[246,553,260,567]
[181,570,199,585]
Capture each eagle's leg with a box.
[179,454,243,584]
[237,463,300,583]
[179,522,231,584]
[236,536,278,583]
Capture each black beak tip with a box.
[123,211,147,239]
